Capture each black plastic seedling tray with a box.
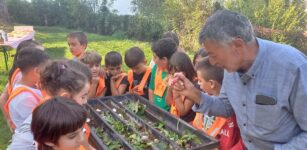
[87,94,219,150]
[87,102,134,150]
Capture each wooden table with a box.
[0,31,35,70]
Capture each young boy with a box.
[104,51,128,96]
[194,57,245,150]
[149,31,183,68]
[124,47,151,99]
[80,51,106,98]
[4,48,50,130]
[67,31,87,60]
[149,38,177,111]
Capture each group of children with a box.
[0,31,245,150]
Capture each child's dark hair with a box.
[162,31,179,46]
[16,47,49,73]
[196,57,224,84]
[169,52,196,81]
[151,38,177,59]
[80,51,102,67]
[66,60,92,82]
[193,48,208,65]
[105,51,122,67]
[40,60,90,96]
[124,47,145,68]
[9,40,44,80]
[67,31,88,46]
[31,96,87,150]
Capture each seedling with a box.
[94,127,123,150]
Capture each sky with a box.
[111,0,134,15]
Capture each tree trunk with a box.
[0,0,10,23]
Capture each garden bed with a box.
[87,94,218,150]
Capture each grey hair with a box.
[199,9,255,45]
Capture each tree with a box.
[162,0,215,51]
[224,0,306,53]
[0,0,10,23]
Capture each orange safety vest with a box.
[170,96,185,117]
[95,76,105,97]
[193,113,204,131]
[84,123,91,139]
[7,68,21,96]
[4,87,42,130]
[193,113,227,138]
[127,67,151,96]
[154,68,168,97]
[205,117,227,137]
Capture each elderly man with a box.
[173,10,307,150]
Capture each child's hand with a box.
[131,86,140,93]
[92,76,100,84]
[99,68,109,78]
[168,74,184,86]
[111,74,121,81]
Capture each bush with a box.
[225,0,306,53]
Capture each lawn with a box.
[0,26,153,149]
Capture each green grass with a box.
[0,26,153,149]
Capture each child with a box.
[149,31,183,68]
[166,52,197,123]
[149,38,177,111]
[4,48,49,129]
[124,47,151,99]
[193,48,208,66]
[193,57,245,150]
[80,51,106,98]
[0,40,44,114]
[104,51,128,96]
[40,60,91,105]
[67,32,87,60]
[31,97,88,150]
[161,31,185,52]
[7,60,93,150]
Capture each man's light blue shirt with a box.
[193,38,307,150]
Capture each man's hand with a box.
[172,72,202,104]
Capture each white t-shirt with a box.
[9,84,42,128]
[149,59,155,68]
[7,115,35,150]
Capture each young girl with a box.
[7,60,94,150]
[166,52,197,123]
[31,96,87,150]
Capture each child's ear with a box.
[82,43,87,50]
[33,67,41,76]
[143,59,147,64]
[45,142,56,147]
[209,80,215,89]
[161,57,168,63]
